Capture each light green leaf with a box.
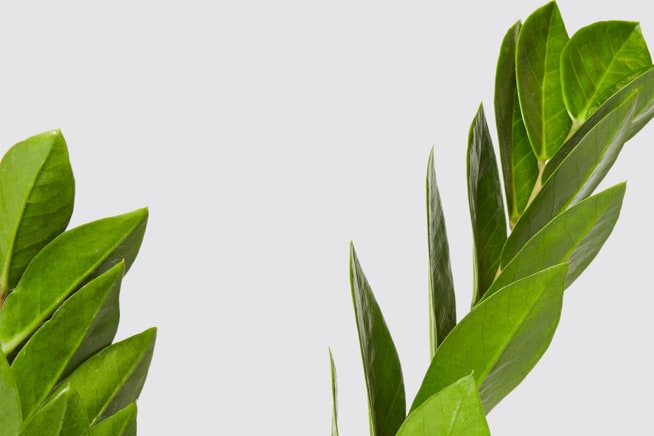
[411,264,567,413]
[495,20,539,227]
[0,130,74,295]
[329,348,339,436]
[502,91,637,267]
[90,403,137,436]
[562,21,652,125]
[0,208,148,355]
[516,1,571,160]
[397,375,490,436]
[54,328,156,425]
[0,351,21,436]
[21,387,89,436]
[426,147,455,354]
[11,262,125,420]
[350,243,405,436]
[467,105,507,304]
[486,183,625,300]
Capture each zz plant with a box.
[0,130,155,435]
[331,2,654,434]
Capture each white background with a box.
[0,1,652,434]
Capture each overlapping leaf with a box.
[397,375,490,436]
[21,387,89,436]
[350,244,405,436]
[89,403,137,436]
[0,352,21,435]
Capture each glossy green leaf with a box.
[0,351,21,435]
[411,264,567,413]
[426,148,455,353]
[562,21,652,125]
[11,262,125,419]
[502,91,637,267]
[350,243,405,436]
[516,1,571,160]
[397,375,490,436]
[626,67,654,138]
[486,183,625,300]
[467,105,507,304]
[90,403,137,436]
[54,327,156,425]
[329,348,339,436]
[0,130,74,295]
[0,208,148,355]
[21,387,89,436]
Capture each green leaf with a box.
[486,183,625,300]
[21,387,89,436]
[0,351,21,436]
[495,21,539,227]
[90,403,137,436]
[329,348,339,436]
[350,243,405,436]
[411,264,567,413]
[516,1,571,160]
[54,327,156,425]
[0,130,75,295]
[502,91,637,267]
[426,148,456,354]
[626,66,654,138]
[562,21,652,125]
[0,208,148,355]
[467,105,507,304]
[397,375,490,436]
[11,262,125,420]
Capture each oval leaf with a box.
[0,208,148,355]
[350,243,405,436]
[0,352,21,435]
[21,387,89,436]
[411,264,567,413]
[90,403,137,436]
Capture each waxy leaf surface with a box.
[397,375,490,436]
[350,244,405,436]
[21,387,89,436]
[89,403,137,436]
[0,130,74,294]
[329,348,338,436]
[427,147,455,353]
[411,265,567,413]
[0,208,147,354]
[0,352,21,435]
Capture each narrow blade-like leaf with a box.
[427,147,455,353]
[468,105,507,304]
[562,21,652,125]
[411,264,567,413]
[495,21,539,227]
[0,130,75,295]
[350,243,405,436]
[90,403,137,436]
[502,92,637,267]
[516,1,571,159]
[54,327,156,425]
[11,262,125,419]
[486,183,625,300]
[21,387,89,436]
[329,348,339,436]
[0,352,21,435]
[0,208,147,355]
[397,375,490,436]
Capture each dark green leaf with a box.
[0,130,74,295]
[495,21,539,227]
[90,403,137,436]
[411,264,567,413]
[350,243,405,436]
[397,375,490,436]
[0,351,21,435]
[0,208,148,355]
[516,1,571,159]
[486,183,625,300]
[426,147,456,353]
[21,387,89,436]
[11,262,125,419]
[329,348,338,436]
[54,328,156,425]
[562,21,652,125]
[467,105,507,304]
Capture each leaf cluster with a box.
[331,2,654,434]
[0,130,155,435]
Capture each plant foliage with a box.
[330,2,654,434]
[0,130,155,435]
